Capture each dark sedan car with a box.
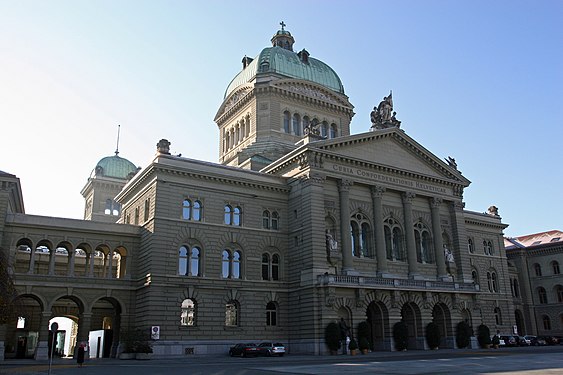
[229,343,260,357]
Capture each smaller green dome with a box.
[92,154,138,180]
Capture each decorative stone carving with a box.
[370,91,401,130]
[445,156,458,169]
[487,205,499,216]
[157,139,171,155]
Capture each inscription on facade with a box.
[329,163,448,194]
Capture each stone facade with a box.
[0,26,544,361]
[505,231,563,336]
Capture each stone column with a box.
[88,251,95,277]
[106,249,113,279]
[371,185,388,274]
[430,197,448,278]
[34,311,52,360]
[75,313,92,358]
[68,248,75,277]
[339,179,354,274]
[402,192,418,277]
[27,248,37,274]
[47,249,56,275]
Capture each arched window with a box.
[283,111,290,133]
[272,254,279,280]
[178,245,201,276]
[224,205,232,225]
[222,249,242,279]
[302,116,310,131]
[262,210,270,229]
[320,121,328,137]
[134,207,139,225]
[384,218,405,261]
[105,199,112,215]
[225,205,242,226]
[271,211,279,230]
[552,261,560,275]
[225,300,238,327]
[233,206,242,226]
[261,253,280,281]
[330,123,337,138]
[232,251,241,278]
[492,272,498,292]
[468,238,474,253]
[266,301,277,326]
[144,198,150,222]
[190,247,200,276]
[180,298,196,326]
[350,213,372,258]
[222,250,230,278]
[534,263,542,277]
[556,285,563,303]
[178,246,188,275]
[414,222,433,264]
[487,272,493,292]
[262,253,270,280]
[183,199,192,220]
[487,241,494,255]
[292,113,301,136]
[494,307,502,325]
[193,200,202,221]
[471,269,479,285]
[538,287,548,304]
[543,315,551,330]
[513,279,520,297]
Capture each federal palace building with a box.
[1,24,561,361]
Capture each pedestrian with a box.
[77,343,85,367]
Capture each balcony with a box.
[317,274,478,294]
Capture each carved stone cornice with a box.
[298,151,323,170]
[452,201,465,211]
[453,185,464,198]
[301,173,326,186]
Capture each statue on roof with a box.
[370,91,401,130]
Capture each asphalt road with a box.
[1,345,563,375]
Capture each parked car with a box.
[258,342,286,357]
[514,335,531,346]
[500,335,517,347]
[229,343,260,357]
[524,335,546,346]
[539,336,561,345]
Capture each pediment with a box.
[264,128,470,189]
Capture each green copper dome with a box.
[224,26,345,99]
[92,154,138,180]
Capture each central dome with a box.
[224,26,345,99]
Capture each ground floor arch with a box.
[366,301,390,351]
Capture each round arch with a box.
[366,300,390,351]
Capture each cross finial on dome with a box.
[280,21,286,31]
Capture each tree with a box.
[0,248,18,325]
[477,324,491,348]
[393,321,409,351]
[455,321,473,349]
[325,322,341,353]
[425,322,441,349]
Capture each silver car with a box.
[258,342,286,357]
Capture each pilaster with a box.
[370,185,388,274]
[338,179,355,275]
[430,197,448,279]
[402,192,419,278]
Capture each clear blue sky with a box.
[1,0,561,238]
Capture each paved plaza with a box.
[1,346,563,375]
